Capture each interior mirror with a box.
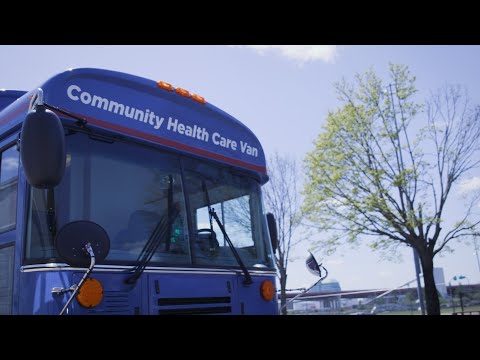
[20,104,66,189]
[306,251,322,277]
[55,221,110,267]
[266,213,278,253]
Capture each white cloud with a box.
[230,45,338,64]
[459,176,480,194]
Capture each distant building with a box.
[434,267,448,298]
[289,279,342,312]
[308,279,341,293]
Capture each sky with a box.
[1,45,479,292]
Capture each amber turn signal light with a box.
[76,278,103,308]
[260,280,275,301]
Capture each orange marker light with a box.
[157,81,174,91]
[192,94,206,105]
[76,278,103,308]
[260,280,275,301]
[175,87,191,98]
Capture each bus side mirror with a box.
[56,220,110,267]
[306,251,322,277]
[266,213,278,253]
[20,104,66,189]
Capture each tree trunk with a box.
[279,269,287,315]
[419,254,441,315]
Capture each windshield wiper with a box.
[46,188,57,237]
[201,179,252,285]
[126,175,179,284]
[126,206,179,284]
[209,208,253,286]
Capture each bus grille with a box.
[157,296,232,315]
[100,291,130,314]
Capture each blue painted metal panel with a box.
[0,91,32,142]
[40,68,266,178]
[0,69,267,179]
[18,271,278,315]
[69,272,142,315]
[0,90,26,112]
[237,276,278,315]
[19,271,72,315]
[148,273,239,315]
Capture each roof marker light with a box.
[175,87,191,98]
[157,81,174,91]
[192,94,206,105]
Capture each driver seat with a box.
[195,228,220,255]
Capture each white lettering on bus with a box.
[240,141,258,157]
[66,84,165,130]
[91,95,109,110]
[108,101,125,115]
[65,84,258,158]
[212,132,237,151]
[167,117,209,142]
[67,85,81,100]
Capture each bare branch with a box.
[303,64,480,314]
[263,152,304,314]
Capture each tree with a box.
[303,64,480,315]
[263,152,303,315]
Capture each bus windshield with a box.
[24,130,274,270]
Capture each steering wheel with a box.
[196,228,219,254]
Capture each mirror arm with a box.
[59,243,96,315]
[279,268,328,315]
[41,102,87,128]
[51,285,77,295]
[34,88,44,106]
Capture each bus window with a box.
[0,245,14,314]
[25,132,190,266]
[183,159,273,269]
[0,146,19,233]
[196,194,254,249]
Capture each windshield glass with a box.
[24,131,273,269]
[183,158,274,268]
[25,131,189,265]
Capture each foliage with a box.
[303,64,480,314]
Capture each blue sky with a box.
[1,45,479,291]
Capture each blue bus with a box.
[0,68,280,315]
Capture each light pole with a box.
[474,233,480,273]
[413,250,426,315]
[452,275,469,314]
[449,281,455,313]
